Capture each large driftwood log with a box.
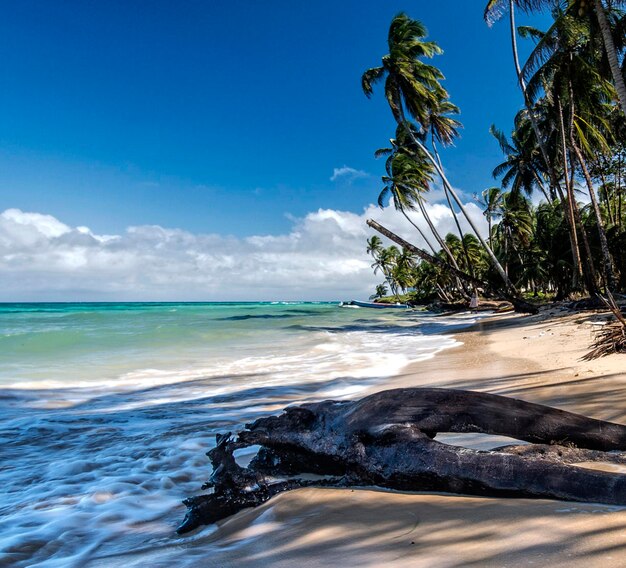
[177,388,626,534]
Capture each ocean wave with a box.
[0,305,473,566]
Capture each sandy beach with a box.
[106,308,626,568]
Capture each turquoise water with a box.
[0,302,344,389]
[0,301,468,567]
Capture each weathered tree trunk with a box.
[177,388,626,534]
[366,219,485,289]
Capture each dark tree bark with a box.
[177,388,626,534]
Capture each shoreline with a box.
[96,309,626,567]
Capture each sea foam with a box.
[0,302,476,566]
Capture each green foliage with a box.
[363,7,626,303]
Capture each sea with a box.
[0,301,477,567]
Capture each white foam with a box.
[0,311,469,567]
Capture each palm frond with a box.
[361,66,386,97]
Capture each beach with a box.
[101,308,626,568]
[3,304,626,567]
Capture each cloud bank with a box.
[0,203,487,301]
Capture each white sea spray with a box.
[0,302,476,566]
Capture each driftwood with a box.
[177,387,626,534]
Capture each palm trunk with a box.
[415,198,469,297]
[415,197,456,265]
[436,282,452,302]
[557,96,585,291]
[404,128,517,293]
[571,139,617,290]
[398,180,469,296]
[532,170,551,203]
[399,205,471,299]
[598,160,615,226]
[617,152,622,231]
[432,136,477,279]
[593,0,626,117]
[509,1,563,203]
[565,86,600,296]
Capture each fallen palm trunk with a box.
[366,219,539,314]
[177,387,626,534]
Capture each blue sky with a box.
[0,1,552,300]
[0,0,549,236]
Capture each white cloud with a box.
[0,203,487,302]
[330,165,369,183]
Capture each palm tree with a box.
[521,9,616,291]
[366,235,384,258]
[375,130,439,255]
[485,0,626,118]
[362,13,515,294]
[484,0,568,209]
[490,120,550,202]
[371,246,401,300]
[370,283,389,300]
[445,233,488,277]
[377,135,464,273]
[580,0,626,116]
[392,248,417,294]
[480,186,505,248]
[361,14,447,127]
[492,192,534,278]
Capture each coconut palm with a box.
[576,0,626,116]
[480,186,505,248]
[378,136,464,274]
[521,10,616,290]
[485,0,626,117]
[362,13,516,293]
[370,283,389,300]
[490,119,550,202]
[375,129,439,255]
[371,246,401,300]
[366,235,384,258]
[492,192,534,277]
[361,14,447,127]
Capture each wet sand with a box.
[101,310,626,567]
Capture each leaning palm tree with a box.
[366,235,384,258]
[377,135,465,275]
[362,13,516,293]
[480,186,505,249]
[484,0,567,208]
[521,9,616,291]
[375,131,439,255]
[370,283,389,300]
[485,0,626,118]
[490,120,550,202]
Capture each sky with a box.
[0,1,550,301]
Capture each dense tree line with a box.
[363,2,626,304]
